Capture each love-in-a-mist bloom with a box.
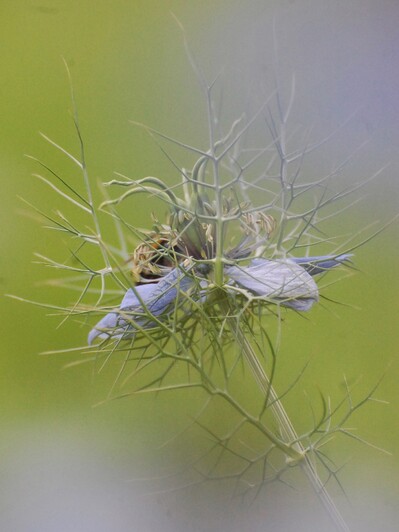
[88,209,351,344]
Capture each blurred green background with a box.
[1,1,398,531]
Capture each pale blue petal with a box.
[88,267,195,345]
[226,259,319,310]
[250,254,352,275]
[144,267,194,315]
[290,254,352,275]
[87,312,119,345]
[120,283,158,309]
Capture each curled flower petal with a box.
[88,267,195,345]
[289,254,352,276]
[226,259,319,311]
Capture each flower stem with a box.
[228,315,351,532]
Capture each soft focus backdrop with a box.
[1,1,398,531]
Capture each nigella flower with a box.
[88,205,352,344]
[88,250,351,344]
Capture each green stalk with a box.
[228,314,351,532]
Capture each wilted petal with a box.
[226,259,319,311]
[88,267,195,344]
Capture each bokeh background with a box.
[1,1,398,531]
